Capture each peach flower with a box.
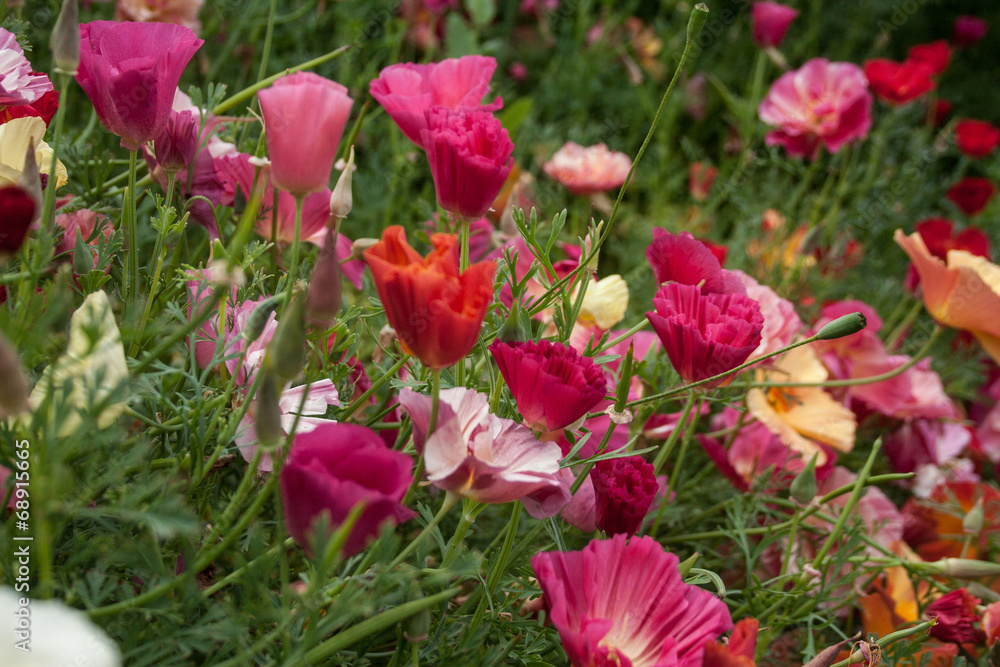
[115,0,204,33]
[542,142,631,196]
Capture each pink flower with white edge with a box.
[531,534,733,667]
[542,142,631,196]
[0,28,54,107]
[398,387,569,514]
[758,58,872,160]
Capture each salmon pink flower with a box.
[701,409,806,492]
[421,106,514,220]
[751,2,798,49]
[925,589,982,644]
[590,455,658,536]
[364,226,496,369]
[76,21,203,151]
[280,423,414,557]
[952,16,988,48]
[369,55,502,147]
[984,600,1000,645]
[732,270,802,358]
[489,339,607,431]
[542,142,631,196]
[758,58,872,160]
[955,120,1000,159]
[907,41,951,76]
[398,387,569,514]
[864,58,936,106]
[947,177,996,216]
[258,72,353,195]
[531,534,733,667]
[0,28,53,108]
[115,0,205,33]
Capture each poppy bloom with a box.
[984,600,1000,645]
[76,21,203,151]
[946,177,996,216]
[115,0,205,33]
[531,534,733,667]
[542,142,632,196]
[926,98,952,127]
[758,58,872,160]
[751,2,798,49]
[590,455,658,536]
[646,229,746,295]
[369,55,502,148]
[489,339,607,431]
[280,423,415,557]
[0,185,35,257]
[364,226,496,369]
[907,40,951,76]
[0,28,53,108]
[0,117,68,190]
[152,109,198,172]
[925,589,982,644]
[904,217,991,291]
[421,107,514,220]
[955,120,1000,159]
[952,16,988,48]
[647,282,764,387]
[0,89,59,126]
[863,58,936,106]
[703,618,759,667]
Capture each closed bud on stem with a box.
[255,370,283,449]
[51,0,80,75]
[0,332,29,417]
[790,453,818,504]
[677,551,699,578]
[267,290,307,382]
[687,4,710,43]
[963,497,985,535]
[403,581,431,643]
[243,294,285,343]
[495,300,532,343]
[72,228,92,274]
[815,311,867,340]
[306,226,343,328]
[349,237,378,261]
[613,343,633,414]
[583,220,603,273]
[929,557,1000,578]
[329,146,354,223]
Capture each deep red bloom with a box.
[647,282,764,387]
[689,162,717,202]
[952,16,988,48]
[907,40,951,76]
[864,58,936,106]
[0,186,35,256]
[421,107,514,219]
[925,589,982,644]
[947,177,996,216]
[905,217,991,290]
[927,98,953,127]
[751,2,798,49]
[364,225,496,369]
[0,89,59,126]
[955,120,1000,159]
[531,534,733,667]
[646,229,745,294]
[489,339,607,431]
[703,618,759,667]
[280,423,414,557]
[590,455,658,537]
[76,21,203,151]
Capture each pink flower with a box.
[489,339,608,431]
[152,109,198,172]
[751,2,798,49]
[925,589,982,644]
[398,387,569,514]
[369,55,502,148]
[646,229,746,295]
[688,162,717,201]
[590,455,658,536]
[531,534,733,667]
[701,407,807,492]
[258,72,353,195]
[280,423,415,557]
[542,142,632,196]
[731,270,802,358]
[952,16,988,48]
[76,21,203,151]
[421,107,514,219]
[54,209,112,258]
[0,28,53,107]
[647,282,763,387]
[758,58,872,160]
[977,401,1000,463]
[115,0,205,33]
[884,419,971,474]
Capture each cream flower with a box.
[577,274,629,330]
[0,116,67,189]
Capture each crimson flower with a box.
[864,58,936,106]
[925,588,982,644]
[689,162,717,201]
[750,2,798,49]
[703,618,759,667]
[907,40,952,76]
[646,229,744,295]
[590,455,658,536]
[947,177,996,216]
[955,120,1000,159]
[904,217,991,291]
[0,185,35,257]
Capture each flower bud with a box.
[51,0,80,75]
[329,146,354,222]
[403,581,431,643]
[255,369,283,448]
[72,228,93,274]
[790,453,818,504]
[932,558,1000,578]
[494,300,532,343]
[687,3,710,43]
[243,294,285,343]
[153,110,198,173]
[349,237,378,261]
[963,497,985,535]
[306,227,343,329]
[0,332,29,417]
[266,291,306,382]
[814,312,867,340]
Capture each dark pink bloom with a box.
[908,40,952,76]
[0,28,53,107]
[884,419,971,475]
[925,589,982,644]
[864,58,936,106]
[280,423,414,557]
[258,72,353,195]
[947,177,996,216]
[421,107,514,219]
[76,21,203,150]
[646,229,746,295]
[751,2,798,49]
[758,58,872,160]
[531,534,733,667]
[489,339,607,431]
[0,186,35,256]
[688,162,717,201]
[54,209,112,258]
[952,16,988,48]
[153,109,198,172]
[647,282,763,387]
[590,455,658,536]
[369,55,502,147]
[955,119,1000,159]
[927,98,953,127]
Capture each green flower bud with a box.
[815,312,867,341]
[790,453,818,504]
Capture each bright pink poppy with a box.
[646,229,746,295]
[751,2,798,49]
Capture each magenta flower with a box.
[76,21,203,151]
[489,339,607,431]
[152,109,198,172]
[751,2,799,49]
[647,282,763,387]
[952,16,988,48]
[280,423,415,557]
[398,387,569,514]
[0,28,53,107]
[531,534,733,667]
[758,58,872,160]
[645,229,746,295]
[369,55,502,148]
[258,72,353,195]
[590,455,658,536]
[421,107,514,220]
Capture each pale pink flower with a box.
[885,419,972,474]
[542,142,632,196]
[758,58,873,159]
[977,401,1000,463]
[0,28,53,106]
[54,209,112,257]
[115,0,205,33]
[732,270,802,358]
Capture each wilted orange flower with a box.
[115,0,205,33]
[895,228,1000,363]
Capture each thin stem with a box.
[388,491,459,569]
[652,391,697,473]
[284,194,305,302]
[40,72,72,228]
[124,149,140,311]
[339,355,410,421]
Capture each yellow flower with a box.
[576,274,629,330]
[0,116,68,189]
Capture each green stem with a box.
[339,354,410,421]
[284,194,305,302]
[652,391,696,473]
[441,500,482,568]
[464,502,522,640]
[457,215,470,272]
[388,491,459,569]
[124,149,140,311]
[40,72,71,228]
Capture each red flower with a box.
[421,107,514,219]
[364,225,496,369]
[489,339,607,431]
[751,2,798,49]
[924,589,982,644]
[952,16,988,48]
[0,186,35,257]
[280,423,415,557]
[704,617,759,667]
[864,58,936,106]
[590,455,658,537]
[947,177,996,216]
[0,89,59,126]
[955,120,1000,159]
[689,162,718,201]
[647,282,764,387]
[926,98,953,127]
[904,217,991,290]
[907,40,951,76]
[76,21,203,151]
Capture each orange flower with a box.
[895,228,1000,363]
[364,226,495,370]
